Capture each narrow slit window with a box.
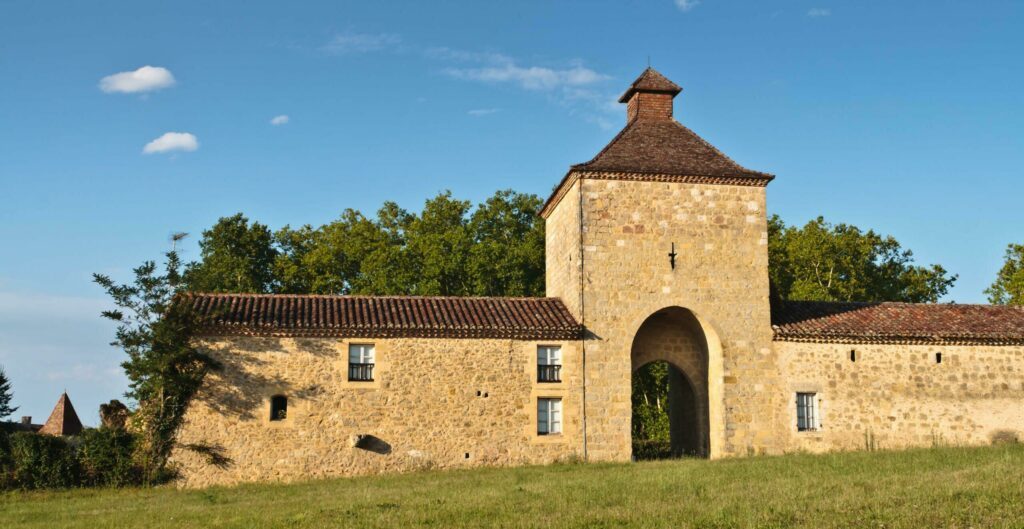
[537,398,563,435]
[270,395,287,421]
[850,350,856,362]
[796,393,818,432]
[936,352,942,364]
[537,346,562,383]
[349,344,375,381]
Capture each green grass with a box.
[3,445,1024,528]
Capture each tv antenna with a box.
[170,232,189,252]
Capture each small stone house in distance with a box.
[172,68,1024,487]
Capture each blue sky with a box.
[1,0,1022,424]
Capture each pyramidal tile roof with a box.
[186,293,583,340]
[571,120,774,179]
[38,392,84,436]
[618,67,682,102]
[541,68,772,217]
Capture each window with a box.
[537,345,562,383]
[270,395,287,421]
[796,393,819,432]
[537,398,562,435]
[349,344,375,381]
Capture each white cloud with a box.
[323,32,401,54]
[142,132,199,154]
[424,47,512,65]
[444,63,608,91]
[675,0,700,12]
[427,45,614,128]
[99,65,176,94]
[807,8,831,17]
[270,115,290,126]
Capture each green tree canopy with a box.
[986,243,1024,305]
[0,365,16,419]
[403,192,474,296]
[183,190,546,298]
[768,215,957,303]
[183,213,277,293]
[468,190,546,297]
[94,252,219,483]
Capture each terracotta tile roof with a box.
[571,120,774,180]
[541,68,772,217]
[618,67,682,102]
[186,293,582,340]
[38,392,84,436]
[772,301,1024,345]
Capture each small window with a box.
[270,395,287,421]
[537,398,562,435]
[850,349,856,362]
[349,344,375,381]
[537,345,562,383]
[935,352,942,364]
[796,393,819,432]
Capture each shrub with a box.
[79,428,142,487]
[0,429,12,487]
[7,432,81,489]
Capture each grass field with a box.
[3,444,1024,528]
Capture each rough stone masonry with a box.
[171,68,1024,487]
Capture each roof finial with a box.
[647,55,651,68]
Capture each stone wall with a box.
[544,174,778,461]
[545,178,582,320]
[172,336,581,487]
[775,340,1024,452]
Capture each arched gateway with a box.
[631,307,710,457]
[630,307,724,459]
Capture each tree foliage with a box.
[986,243,1024,305]
[186,190,546,297]
[94,251,219,483]
[768,215,957,303]
[183,213,278,293]
[0,366,15,419]
[631,362,670,447]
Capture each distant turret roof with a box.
[38,392,83,436]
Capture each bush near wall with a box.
[0,428,143,490]
[78,428,141,487]
[3,432,81,489]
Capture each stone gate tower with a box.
[540,68,779,460]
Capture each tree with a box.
[468,190,545,297]
[986,243,1024,305]
[768,215,956,303]
[274,207,409,295]
[94,251,219,483]
[183,214,277,293]
[403,192,473,296]
[0,366,16,419]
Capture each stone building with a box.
[172,68,1024,487]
